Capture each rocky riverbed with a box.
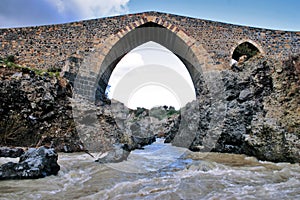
[0,55,299,166]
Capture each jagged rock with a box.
[0,147,24,158]
[163,56,299,163]
[215,56,299,162]
[164,114,180,143]
[0,146,60,179]
[0,67,79,151]
[95,144,130,163]
[238,55,248,63]
[124,135,156,151]
[238,89,252,102]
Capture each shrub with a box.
[6,55,15,63]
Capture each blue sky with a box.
[0,0,299,31]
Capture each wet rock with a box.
[124,135,156,151]
[0,146,60,179]
[164,114,180,143]
[95,144,130,163]
[0,147,24,158]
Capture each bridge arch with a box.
[230,39,265,63]
[72,16,227,152]
[89,18,217,102]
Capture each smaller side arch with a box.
[230,39,265,65]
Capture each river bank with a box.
[0,55,299,163]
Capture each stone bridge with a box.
[0,12,299,162]
[0,11,299,100]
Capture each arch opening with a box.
[95,23,208,105]
[232,42,260,63]
[105,41,196,110]
[128,83,181,110]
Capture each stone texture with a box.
[0,11,298,72]
[238,88,252,102]
[161,55,299,163]
[199,56,299,163]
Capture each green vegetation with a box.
[6,55,15,63]
[128,106,179,122]
[149,106,180,120]
[0,55,60,78]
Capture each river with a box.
[1,139,299,199]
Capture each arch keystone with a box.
[145,16,156,22]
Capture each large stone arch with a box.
[92,20,219,101]
[72,16,227,151]
[73,15,224,102]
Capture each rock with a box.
[238,89,252,102]
[242,116,299,163]
[0,147,24,158]
[0,69,82,151]
[230,59,238,66]
[276,68,283,73]
[0,146,60,179]
[95,144,130,163]
[172,99,201,148]
[238,55,247,63]
[180,56,299,163]
[42,92,54,102]
[11,72,22,79]
[125,135,156,151]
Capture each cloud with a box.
[0,0,130,28]
[48,0,130,19]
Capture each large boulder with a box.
[0,146,60,179]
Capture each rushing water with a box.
[1,139,300,200]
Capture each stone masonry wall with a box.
[0,12,299,71]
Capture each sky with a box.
[0,0,299,31]
[108,42,196,110]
